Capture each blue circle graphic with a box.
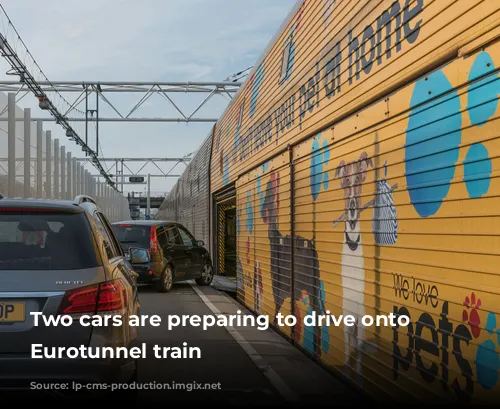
[463,143,491,198]
[405,69,462,217]
[467,52,500,126]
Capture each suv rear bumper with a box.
[133,261,163,283]
[0,354,136,388]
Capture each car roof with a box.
[0,197,85,213]
[112,219,177,226]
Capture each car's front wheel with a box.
[196,263,214,286]
[157,265,173,293]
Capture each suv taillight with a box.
[150,226,159,253]
[57,280,127,315]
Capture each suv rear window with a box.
[0,212,99,270]
[112,224,150,249]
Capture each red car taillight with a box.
[57,280,127,315]
[150,226,158,254]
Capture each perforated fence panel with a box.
[156,130,213,248]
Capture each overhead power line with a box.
[224,66,252,82]
[0,5,116,188]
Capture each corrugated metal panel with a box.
[163,0,500,403]
[236,152,293,337]
[210,0,500,195]
[156,129,213,248]
[287,37,500,403]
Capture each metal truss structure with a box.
[0,5,242,190]
[0,81,242,123]
[76,157,192,192]
[0,5,115,187]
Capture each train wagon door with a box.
[213,184,237,278]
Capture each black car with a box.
[111,220,214,292]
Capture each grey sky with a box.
[0,0,296,194]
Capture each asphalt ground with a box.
[135,281,366,405]
[2,281,366,406]
[136,282,284,404]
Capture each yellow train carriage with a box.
[209,0,500,403]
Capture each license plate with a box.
[0,302,26,322]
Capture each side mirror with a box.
[197,240,205,247]
[129,247,150,264]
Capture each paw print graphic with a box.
[476,312,500,390]
[462,292,481,338]
[405,51,497,217]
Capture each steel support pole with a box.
[86,170,90,196]
[96,181,101,205]
[36,121,43,198]
[60,145,66,200]
[79,165,84,195]
[103,185,106,215]
[7,93,15,196]
[54,139,59,199]
[110,189,114,221]
[23,108,31,197]
[45,131,52,198]
[75,162,80,196]
[83,170,87,195]
[105,185,109,216]
[146,173,151,218]
[84,170,88,195]
[72,158,77,197]
[67,152,72,199]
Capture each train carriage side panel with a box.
[288,36,500,403]
[156,129,213,249]
[205,0,500,403]
[210,0,500,194]
[236,152,293,336]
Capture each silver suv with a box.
[0,195,140,398]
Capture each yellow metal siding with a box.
[290,38,500,403]
[207,0,500,403]
[210,0,500,194]
[236,153,293,335]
